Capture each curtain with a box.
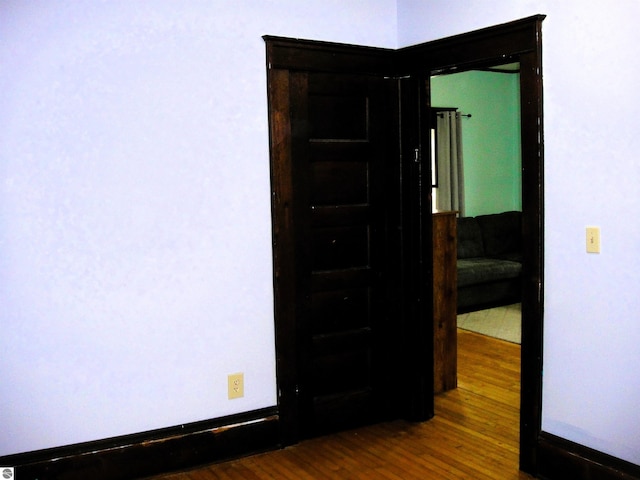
[435,111,465,216]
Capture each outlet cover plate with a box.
[228,373,244,399]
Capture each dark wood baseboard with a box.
[537,431,640,480]
[0,407,280,480]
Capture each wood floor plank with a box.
[344,426,461,479]
[146,329,535,480]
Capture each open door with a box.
[265,38,432,442]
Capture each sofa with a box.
[456,211,522,312]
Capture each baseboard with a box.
[537,431,640,480]
[0,407,280,480]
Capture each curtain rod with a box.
[437,112,472,118]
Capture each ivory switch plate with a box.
[228,373,244,399]
[586,227,600,253]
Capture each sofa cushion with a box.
[493,251,523,263]
[456,216,485,259]
[475,211,522,258]
[457,257,522,287]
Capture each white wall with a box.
[0,0,397,457]
[400,0,640,466]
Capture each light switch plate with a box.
[586,226,600,253]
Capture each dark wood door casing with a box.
[397,15,545,473]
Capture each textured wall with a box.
[0,0,397,456]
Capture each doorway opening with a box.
[432,61,522,336]
[413,19,544,468]
[431,61,525,469]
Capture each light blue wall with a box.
[0,0,397,457]
[431,69,521,217]
[4,0,640,469]
[400,0,640,466]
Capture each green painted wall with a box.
[431,70,521,217]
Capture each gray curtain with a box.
[436,111,465,216]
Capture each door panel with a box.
[308,95,368,139]
[310,288,370,334]
[311,226,369,270]
[293,71,398,437]
[310,155,368,205]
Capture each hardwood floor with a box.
[146,330,534,479]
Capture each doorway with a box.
[265,13,544,475]
[433,62,523,338]
[432,64,525,466]
[401,18,545,471]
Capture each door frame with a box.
[397,15,545,472]
[264,13,545,474]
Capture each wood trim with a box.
[264,35,395,76]
[397,14,546,74]
[265,65,300,446]
[518,33,545,473]
[432,211,457,395]
[538,432,640,480]
[479,66,521,74]
[0,408,279,480]
[397,74,434,422]
[397,14,546,475]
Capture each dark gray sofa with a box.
[456,211,522,312]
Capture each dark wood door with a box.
[290,71,400,437]
[266,37,431,444]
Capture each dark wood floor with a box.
[147,330,535,479]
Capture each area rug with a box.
[457,303,521,344]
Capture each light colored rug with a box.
[457,303,521,344]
